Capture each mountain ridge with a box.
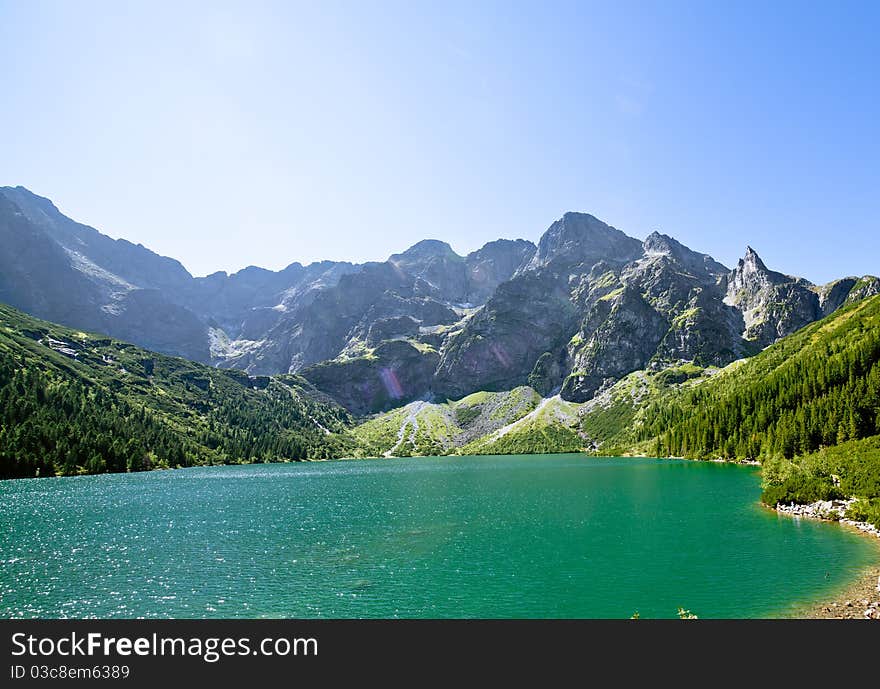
[2,185,878,416]
[350,293,880,466]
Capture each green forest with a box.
[0,303,354,478]
[760,437,880,528]
[635,298,880,460]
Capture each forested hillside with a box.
[632,294,880,460]
[0,303,353,478]
[613,294,880,526]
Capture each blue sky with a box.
[1,1,877,282]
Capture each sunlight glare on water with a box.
[0,455,875,619]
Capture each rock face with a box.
[562,286,670,401]
[300,340,439,415]
[0,189,210,361]
[818,278,859,316]
[525,212,643,271]
[1,185,876,415]
[845,276,880,304]
[432,222,878,405]
[434,270,578,397]
[464,239,536,304]
[434,213,641,398]
[559,232,737,400]
[723,246,821,344]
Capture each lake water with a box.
[1,455,876,618]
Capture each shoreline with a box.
[772,501,880,619]
[1,450,765,482]
[795,563,880,620]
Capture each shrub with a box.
[761,473,843,506]
[845,498,880,529]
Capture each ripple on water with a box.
[0,456,876,618]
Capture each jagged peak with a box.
[729,246,812,292]
[739,245,769,272]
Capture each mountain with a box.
[0,187,209,361]
[351,294,880,463]
[0,301,354,478]
[0,187,535,404]
[2,185,878,417]
[6,284,878,489]
[434,213,878,406]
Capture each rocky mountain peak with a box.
[642,231,694,259]
[642,230,676,252]
[729,246,783,290]
[731,245,812,288]
[740,245,769,272]
[723,245,821,345]
[391,239,461,262]
[463,239,537,304]
[641,231,728,278]
[0,186,66,229]
[527,211,643,271]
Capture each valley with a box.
[2,185,879,537]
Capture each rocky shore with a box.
[775,498,880,619]
[775,498,880,539]
[798,566,880,620]
[708,457,761,466]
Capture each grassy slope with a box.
[352,386,542,457]
[461,395,584,455]
[0,302,355,477]
[351,364,712,458]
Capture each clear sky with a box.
[1,1,877,282]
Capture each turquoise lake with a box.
[1,455,876,618]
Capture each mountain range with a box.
[2,185,878,416]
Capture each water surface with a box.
[1,455,875,618]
